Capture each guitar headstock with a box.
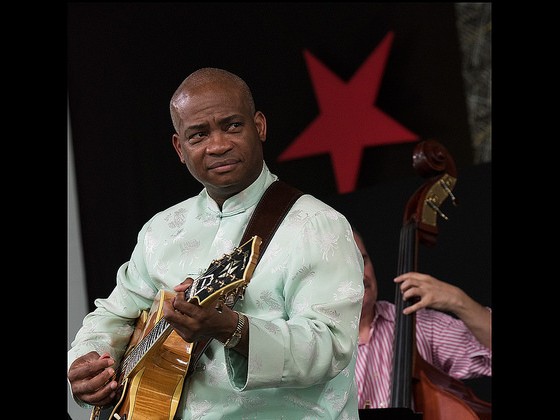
[186,236,262,307]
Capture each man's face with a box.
[172,83,266,204]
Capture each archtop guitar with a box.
[90,235,261,420]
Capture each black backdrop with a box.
[68,2,492,405]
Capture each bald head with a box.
[170,68,256,132]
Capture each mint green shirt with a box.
[69,164,364,419]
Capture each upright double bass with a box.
[389,139,491,419]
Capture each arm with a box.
[68,220,161,405]
[395,272,491,349]
[231,201,364,390]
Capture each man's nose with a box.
[206,132,232,153]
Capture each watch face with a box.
[225,333,241,349]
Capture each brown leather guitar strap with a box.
[186,180,303,375]
[239,180,303,259]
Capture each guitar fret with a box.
[119,319,171,380]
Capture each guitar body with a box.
[91,236,261,420]
[92,290,194,420]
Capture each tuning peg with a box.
[427,200,449,220]
[439,178,458,206]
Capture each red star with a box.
[277,31,419,194]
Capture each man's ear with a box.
[255,111,267,142]
[172,134,185,163]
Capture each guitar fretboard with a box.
[119,318,172,382]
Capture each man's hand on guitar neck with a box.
[67,351,118,407]
[163,277,249,357]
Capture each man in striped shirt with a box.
[353,229,491,409]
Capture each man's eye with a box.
[227,122,242,131]
[188,133,205,144]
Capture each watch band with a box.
[223,311,245,349]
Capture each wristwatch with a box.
[223,311,245,349]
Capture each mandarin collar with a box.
[204,163,278,217]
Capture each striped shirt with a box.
[355,300,491,409]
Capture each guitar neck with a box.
[118,318,173,382]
